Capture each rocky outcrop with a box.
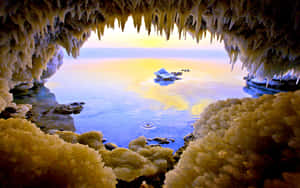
[13,85,85,132]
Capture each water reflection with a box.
[154,78,175,86]
[13,85,76,132]
[46,58,249,150]
[243,85,278,98]
[243,77,300,98]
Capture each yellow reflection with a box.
[64,58,246,112]
[141,87,189,111]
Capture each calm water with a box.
[46,57,249,150]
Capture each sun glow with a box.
[50,58,247,114]
[83,17,224,50]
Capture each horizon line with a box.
[64,48,228,59]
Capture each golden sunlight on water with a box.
[58,58,247,115]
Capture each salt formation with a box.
[165,91,300,187]
[0,0,299,187]
[0,118,116,187]
[99,137,174,182]
[55,131,174,182]
[39,47,64,83]
[13,47,64,91]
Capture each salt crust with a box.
[0,118,116,187]
[164,91,300,187]
[55,131,174,182]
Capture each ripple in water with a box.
[142,121,156,129]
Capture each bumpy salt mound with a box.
[164,90,300,187]
[55,132,174,182]
[100,148,158,182]
[54,130,79,144]
[55,130,104,150]
[100,137,173,182]
[129,136,174,173]
[0,118,116,188]
[78,131,104,150]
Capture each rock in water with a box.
[54,103,84,114]
[104,143,118,150]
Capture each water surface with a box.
[46,57,249,150]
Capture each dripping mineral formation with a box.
[0,0,299,187]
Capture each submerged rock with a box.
[148,138,170,144]
[147,137,175,145]
[104,143,118,151]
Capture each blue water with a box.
[46,52,249,151]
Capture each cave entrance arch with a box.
[42,16,249,150]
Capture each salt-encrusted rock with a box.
[12,47,64,91]
[153,138,170,144]
[147,137,175,144]
[13,85,76,132]
[183,133,194,142]
[54,102,84,114]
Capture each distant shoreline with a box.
[64,48,228,59]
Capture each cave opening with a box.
[11,16,252,151]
